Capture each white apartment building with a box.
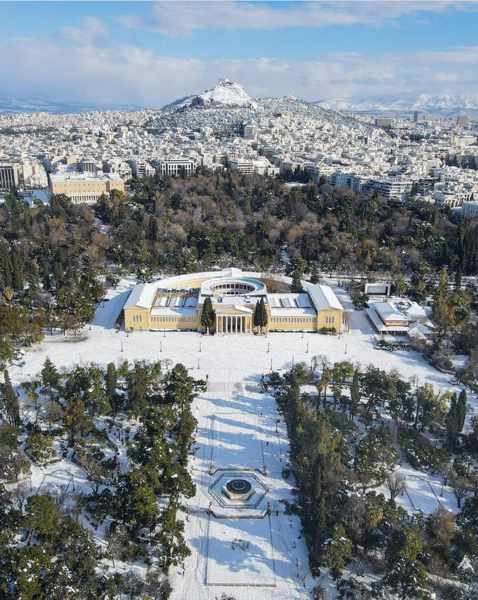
[229,158,254,174]
[372,177,413,201]
[131,159,155,178]
[155,158,196,177]
[0,163,19,191]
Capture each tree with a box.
[25,494,61,542]
[310,263,319,284]
[291,270,304,293]
[200,296,215,334]
[414,384,447,431]
[63,397,92,445]
[378,527,431,600]
[350,369,361,418]
[386,472,406,505]
[322,524,352,576]
[432,268,455,341]
[41,357,60,399]
[447,389,467,443]
[105,362,121,416]
[253,297,268,334]
[1,370,20,429]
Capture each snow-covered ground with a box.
[8,281,477,599]
[170,380,313,599]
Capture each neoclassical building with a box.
[123,268,345,334]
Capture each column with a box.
[242,317,245,333]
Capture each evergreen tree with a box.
[105,362,120,415]
[432,268,455,340]
[253,297,268,334]
[200,296,215,334]
[378,527,431,600]
[291,270,304,293]
[41,357,60,398]
[350,369,361,419]
[447,389,467,441]
[1,370,20,429]
[310,263,319,284]
[322,524,352,575]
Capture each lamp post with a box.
[160,341,163,353]
[306,340,309,354]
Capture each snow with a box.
[171,79,257,110]
[8,279,478,599]
[205,517,276,587]
[378,464,459,516]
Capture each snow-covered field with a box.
[8,281,477,599]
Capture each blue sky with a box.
[1,1,478,105]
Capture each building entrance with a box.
[216,315,250,334]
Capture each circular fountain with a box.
[223,477,254,501]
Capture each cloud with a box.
[117,1,472,37]
[61,16,108,46]
[1,36,478,106]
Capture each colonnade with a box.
[216,314,250,334]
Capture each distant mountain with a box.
[0,96,141,114]
[316,94,478,116]
[164,79,257,110]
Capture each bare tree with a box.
[451,475,469,509]
[386,472,407,504]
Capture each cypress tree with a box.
[1,370,20,429]
[200,296,216,334]
[253,297,268,334]
[456,389,467,434]
[447,390,467,442]
[105,362,120,415]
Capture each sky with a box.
[2,0,478,107]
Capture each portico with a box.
[216,314,252,334]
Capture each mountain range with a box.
[1,84,478,116]
[316,94,478,116]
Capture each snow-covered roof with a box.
[308,284,343,312]
[123,283,158,310]
[373,301,409,324]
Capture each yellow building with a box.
[49,172,124,204]
[123,268,345,334]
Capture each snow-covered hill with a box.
[317,94,478,116]
[164,79,257,110]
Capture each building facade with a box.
[49,172,125,204]
[155,159,196,177]
[123,268,345,334]
[0,164,19,191]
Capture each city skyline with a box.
[2,0,478,107]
